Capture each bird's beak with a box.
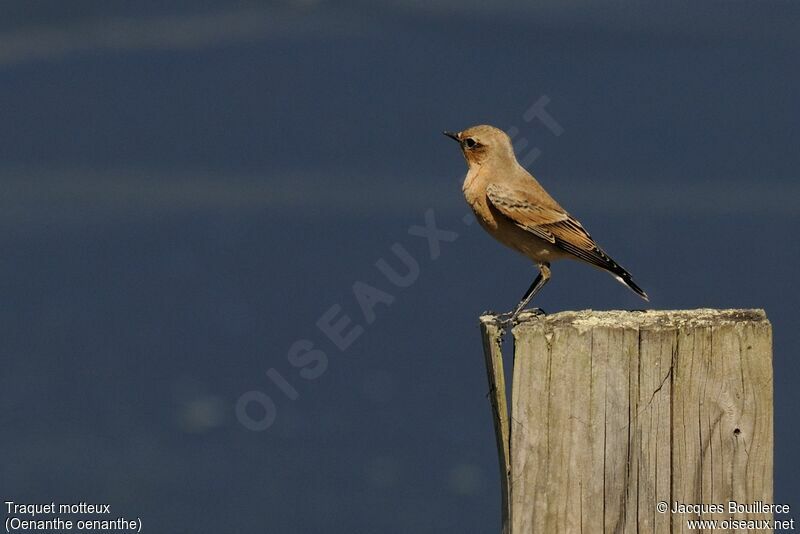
[443,131,460,142]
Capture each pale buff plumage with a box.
[444,124,647,321]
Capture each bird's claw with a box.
[482,308,546,336]
[481,310,514,328]
[494,307,547,327]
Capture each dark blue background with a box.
[1,1,798,532]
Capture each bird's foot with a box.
[483,310,513,327]
[491,307,547,327]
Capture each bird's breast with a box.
[462,171,497,230]
[462,172,565,264]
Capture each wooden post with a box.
[479,309,773,534]
[480,318,512,534]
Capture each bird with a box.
[444,124,648,323]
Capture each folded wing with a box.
[485,182,649,300]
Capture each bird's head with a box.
[443,125,515,168]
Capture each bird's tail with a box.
[561,239,650,302]
[609,267,649,302]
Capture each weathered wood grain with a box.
[479,309,773,534]
[480,316,512,534]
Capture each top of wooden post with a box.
[478,308,773,533]
[481,308,768,332]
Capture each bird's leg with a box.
[502,263,551,325]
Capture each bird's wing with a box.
[485,183,607,267]
[486,182,649,300]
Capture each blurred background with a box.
[1,1,798,532]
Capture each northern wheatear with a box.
[444,124,648,322]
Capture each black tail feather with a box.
[610,268,649,302]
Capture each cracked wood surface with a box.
[479,309,773,534]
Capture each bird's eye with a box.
[464,138,477,148]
